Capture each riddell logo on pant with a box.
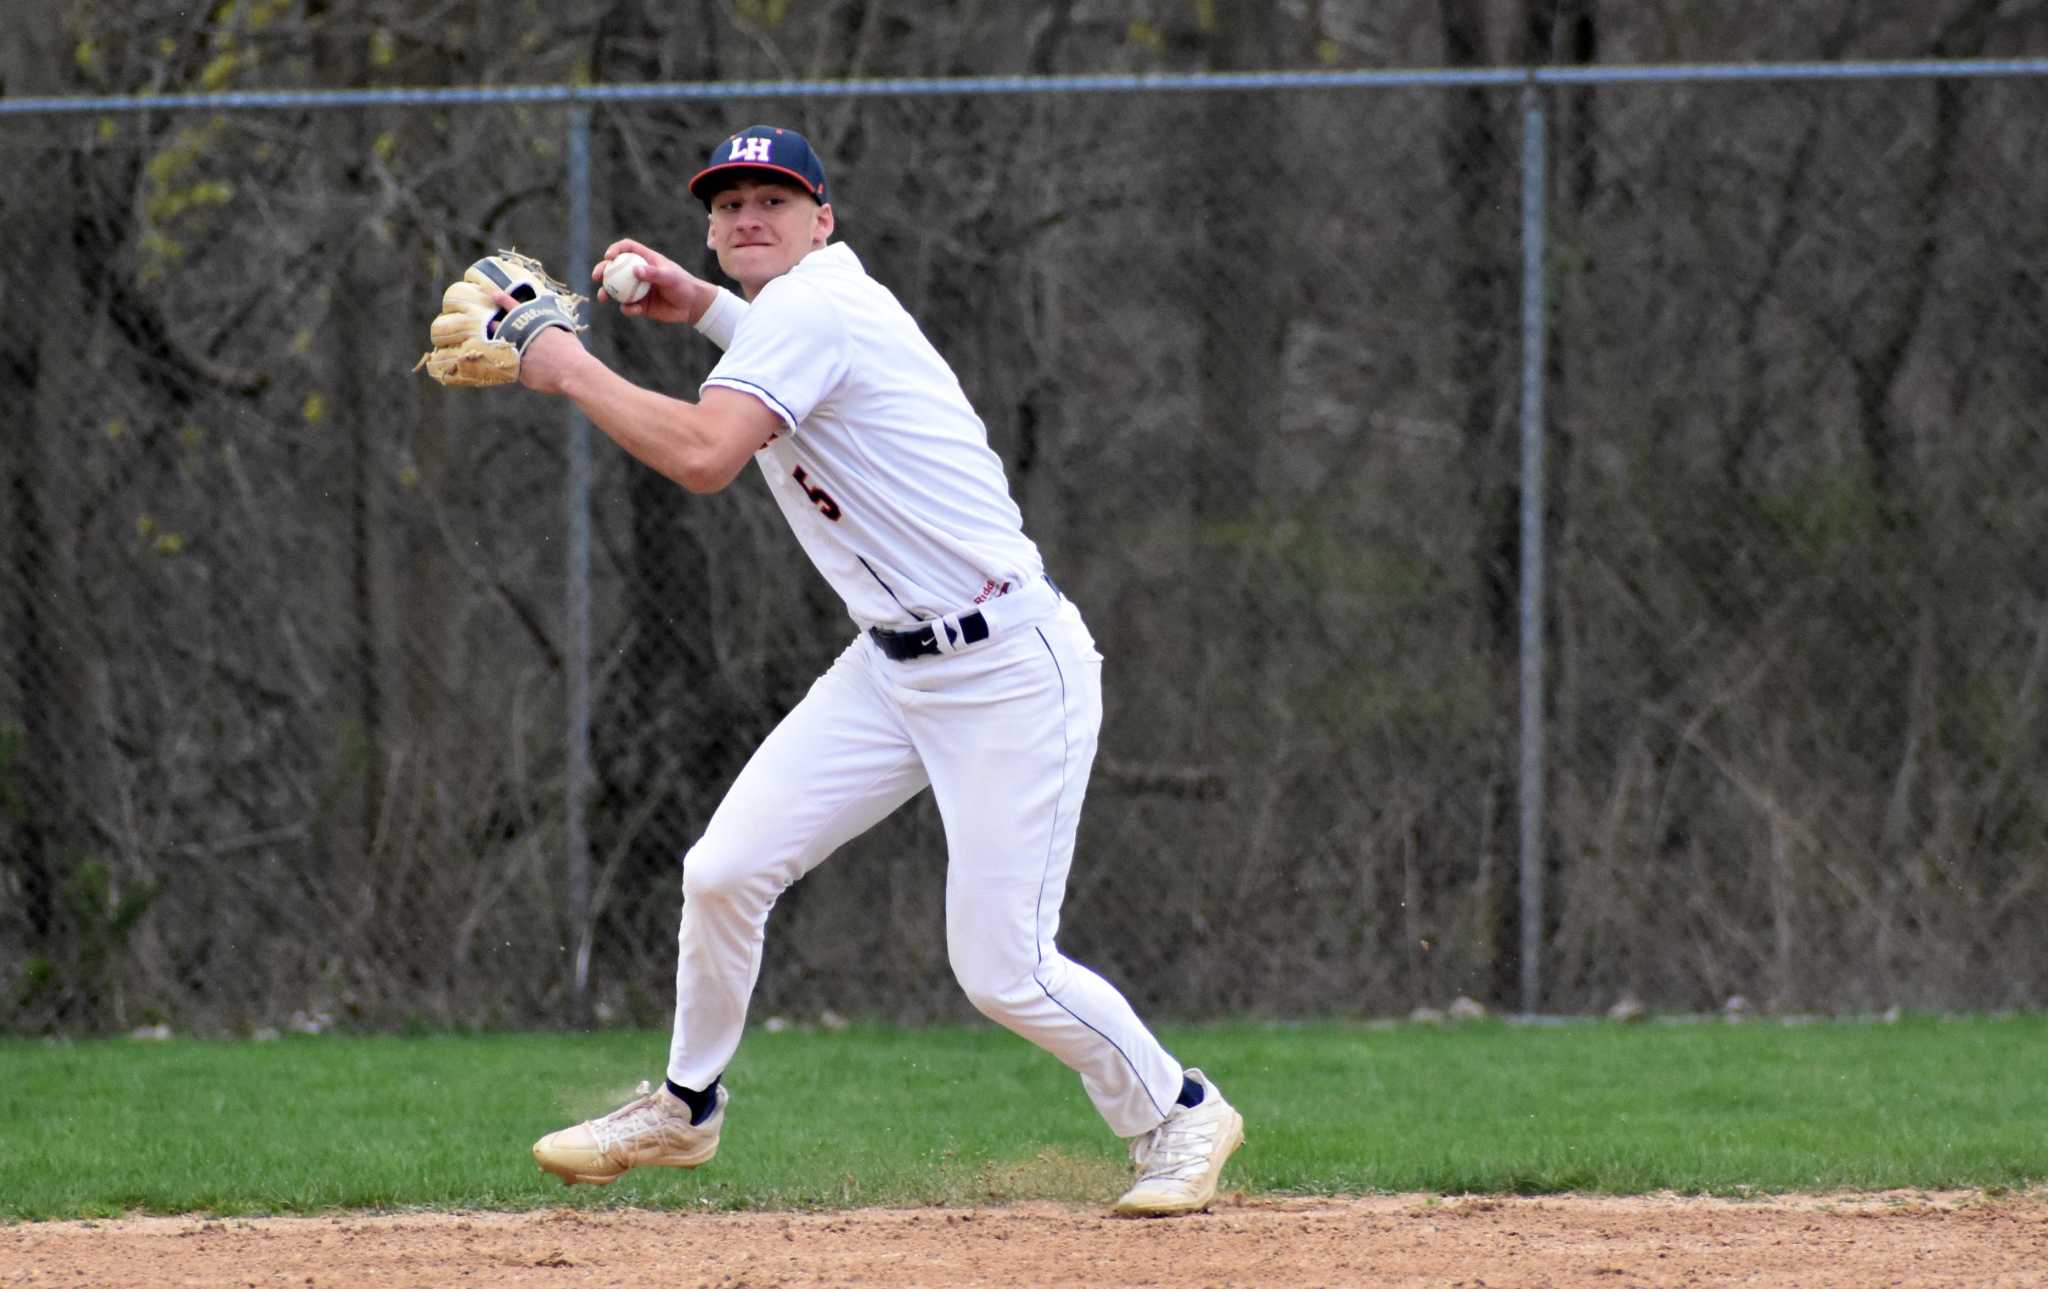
[972,580,1011,604]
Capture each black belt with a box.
[868,577,1060,662]
[869,611,989,661]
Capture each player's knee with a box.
[949,954,1040,1022]
[679,840,758,908]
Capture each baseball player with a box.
[511,125,1243,1216]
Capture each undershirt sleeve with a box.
[692,287,746,350]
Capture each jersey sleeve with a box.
[700,276,851,432]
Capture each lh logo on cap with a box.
[730,136,774,163]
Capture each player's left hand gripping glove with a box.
[414,249,587,388]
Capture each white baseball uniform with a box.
[665,242,1184,1138]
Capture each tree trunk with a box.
[1520,0,1599,1009]
[587,0,744,968]
[1192,3,1287,526]
[0,5,92,1012]
[311,2,388,870]
[1437,0,1522,1007]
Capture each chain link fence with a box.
[4,65,2047,1035]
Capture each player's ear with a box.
[813,201,835,246]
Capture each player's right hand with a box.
[593,239,716,327]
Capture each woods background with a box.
[4,0,2047,1036]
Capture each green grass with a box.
[2,1015,2043,1219]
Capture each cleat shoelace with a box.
[1130,1110,1223,1185]
[589,1081,676,1159]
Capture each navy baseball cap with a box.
[689,125,830,206]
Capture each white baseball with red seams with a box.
[667,241,1188,1139]
[602,251,651,304]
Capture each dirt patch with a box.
[5,1190,2044,1287]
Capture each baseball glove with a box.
[414,249,587,388]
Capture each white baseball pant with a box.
[664,591,1184,1138]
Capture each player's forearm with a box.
[556,351,751,494]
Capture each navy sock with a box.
[1176,1074,1204,1109]
[665,1077,720,1125]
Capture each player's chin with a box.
[724,251,793,292]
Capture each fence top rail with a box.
[4,57,2048,117]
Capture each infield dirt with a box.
[5,1189,2043,1287]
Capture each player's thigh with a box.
[915,610,1104,963]
[690,638,928,894]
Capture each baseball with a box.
[602,252,651,304]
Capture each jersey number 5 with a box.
[791,465,842,521]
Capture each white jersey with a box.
[698,243,1044,630]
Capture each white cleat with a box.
[532,1080,727,1186]
[1113,1068,1244,1217]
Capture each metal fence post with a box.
[1517,81,1549,1017]
[564,104,595,1026]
